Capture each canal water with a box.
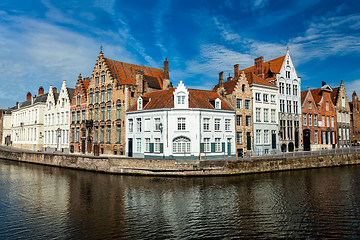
[0,159,359,239]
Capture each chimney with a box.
[307,87,310,91]
[26,92,32,101]
[135,69,144,93]
[53,87,57,94]
[162,58,171,90]
[16,102,19,109]
[234,64,239,79]
[219,71,224,88]
[254,56,264,78]
[322,81,326,86]
[227,73,232,82]
[38,86,44,96]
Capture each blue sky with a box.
[0,0,359,108]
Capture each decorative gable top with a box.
[321,84,333,92]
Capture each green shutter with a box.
[200,143,204,153]
[160,143,163,153]
[222,142,225,152]
[211,143,215,152]
[150,143,154,153]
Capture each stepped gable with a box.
[104,58,164,89]
[128,88,233,112]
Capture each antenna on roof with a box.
[100,44,103,53]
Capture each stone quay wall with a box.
[0,146,360,176]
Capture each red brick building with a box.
[70,74,90,153]
[302,83,337,150]
[350,91,360,143]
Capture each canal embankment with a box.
[0,145,360,176]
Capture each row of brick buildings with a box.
[1,48,359,156]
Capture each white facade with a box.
[251,84,279,155]
[275,49,302,151]
[11,95,47,151]
[1,112,12,145]
[43,81,72,153]
[126,81,236,159]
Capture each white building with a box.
[10,87,47,151]
[43,81,74,153]
[247,73,279,155]
[1,108,14,145]
[126,81,236,159]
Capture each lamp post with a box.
[56,128,61,151]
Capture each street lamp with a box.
[56,128,61,151]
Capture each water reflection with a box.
[1,159,360,239]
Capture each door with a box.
[227,138,231,156]
[93,144,99,156]
[237,148,243,158]
[246,132,251,150]
[272,133,276,149]
[81,140,86,154]
[87,139,92,153]
[128,138,133,157]
[303,129,311,151]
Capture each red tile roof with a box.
[240,55,286,80]
[128,88,233,112]
[310,88,323,105]
[104,58,164,89]
[330,87,339,105]
[301,90,308,104]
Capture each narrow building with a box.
[331,80,351,147]
[350,91,360,143]
[126,81,236,159]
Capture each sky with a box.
[0,0,360,108]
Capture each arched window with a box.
[242,84,245,92]
[173,136,191,153]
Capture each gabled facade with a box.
[10,87,48,151]
[303,83,337,149]
[213,67,253,157]
[1,108,14,145]
[240,48,302,152]
[81,51,171,156]
[331,80,351,147]
[301,88,321,150]
[43,80,74,153]
[70,74,90,154]
[126,81,236,159]
[350,91,360,142]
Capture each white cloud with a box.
[344,79,360,100]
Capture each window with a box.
[62,98,65,107]
[138,98,142,110]
[326,116,330,127]
[95,108,99,121]
[246,116,251,126]
[256,108,261,122]
[101,107,105,121]
[215,138,221,152]
[107,126,111,142]
[271,95,275,103]
[236,115,242,126]
[263,94,268,103]
[136,118,142,132]
[264,108,269,122]
[89,92,93,104]
[331,116,334,127]
[279,82,285,94]
[136,138,141,152]
[245,100,250,110]
[155,138,161,152]
[107,106,111,120]
[287,100,292,113]
[303,114,307,126]
[81,110,85,122]
[214,118,220,131]
[203,118,210,131]
[293,85,298,96]
[236,98,242,109]
[101,74,105,83]
[286,84,291,94]
[71,128,75,142]
[255,93,261,101]
[107,89,112,102]
[95,76,99,85]
[256,130,261,144]
[116,125,121,143]
[271,109,276,123]
[95,92,99,103]
[173,137,191,153]
[314,115,318,126]
[177,95,185,104]
[100,126,104,142]
[286,71,290,78]
[76,128,80,142]
[280,100,285,112]
[326,101,329,111]
[264,130,269,144]
[116,104,121,119]
[145,138,150,152]
[76,96,81,106]
[242,84,245,92]
[309,114,312,126]
[129,119,133,133]
[225,119,231,131]
[236,132,243,144]
[342,97,345,108]
[315,131,318,144]
[204,138,210,152]
[76,111,80,123]
[308,101,312,109]
[101,90,105,103]
[177,117,186,130]
[294,101,298,114]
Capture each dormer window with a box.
[215,98,221,109]
[137,97,143,110]
[174,81,189,109]
[177,95,185,104]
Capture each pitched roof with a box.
[240,55,286,80]
[128,88,233,112]
[310,88,323,105]
[104,58,164,89]
[67,88,75,100]
[301,90,308,104]
[16,93,49,109]
[245,72,274,87]
[330,87,339,105]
